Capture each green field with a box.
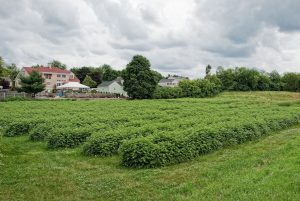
[1,92,300,200]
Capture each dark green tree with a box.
[71,67,103,84]
[82,75,97,88]
[89,67,103,85]
[205,64,212,77]
[151,70,163,83]
[71,67,92,83]
[102,64,119,81]
[257,73,271,91]
[282,73,300,92]
[268,70,283,91]
[20,71,45,97]
[216,67,236,90]
[49,60,67,69]
[123,55,157,99]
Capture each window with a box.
[62,74,66,78]
[70,75,74,79]
[57,74,61,78]
[56,83,61,86]
[47,82,51,85]
[44,74,52,79]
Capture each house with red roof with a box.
[16,66,80,92]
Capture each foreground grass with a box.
[1,125,300,201]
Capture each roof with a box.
[23,66,71,74]
[69,77,80,82]
[159,79,175,83]
[98,81,116,87]
[115,77,124,86]
[57,82,90,89]
[168,76,187,80]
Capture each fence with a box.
[0,91,127,100]
[0,91,28,100]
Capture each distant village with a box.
[0,61,189,98]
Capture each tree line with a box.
[215,67,300,92]
[1,55,300,99]
[153,66,300,99]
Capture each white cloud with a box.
[0,0,300,78]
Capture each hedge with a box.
[82,126,157,156]
[3,120,39,137]
[119,116,300,168]
[48,128,92,149]
[153,87,183,99]
[29,123,53,141]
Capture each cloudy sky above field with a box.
[1,0,300,78]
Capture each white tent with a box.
[57,82,90,90]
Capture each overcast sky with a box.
[1,0,300,78]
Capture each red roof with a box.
[69,78,80,82]
[23,66,80,83]
[23,66,71,74]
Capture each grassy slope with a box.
[1,125,300,201]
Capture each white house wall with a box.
[97,81,128,96]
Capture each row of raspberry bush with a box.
[119,115,300,168]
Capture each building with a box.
[97,77,128,97]
[0,77,12,89]
[16,66,80,92]
[158,76,187,87]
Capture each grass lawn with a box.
[1,125,300,201]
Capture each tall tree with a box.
[82,75,97,88]
[49,60,67,69]
[71,66,104,84]
[20,71,45,97]
[205,64,212,77]
[151,70,163,83]
[123,55,157,99]
[282,73,300,92]
[89,67,103,85]
[6,64,20,90]
[216,67,236,90]
[0,56,5,77]
[71,67,92,83]
[102,64,119,81]
[268,70,282,91]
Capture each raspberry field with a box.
[1,92,300,168]
[1,92,300,200]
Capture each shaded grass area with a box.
[1,126,300,201]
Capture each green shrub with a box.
[29,123,53,141]
[47,128,92,149]
[83,134,122,156]
[4,121,33,137]
[83,126,156,156]
[179,78,221,98]
[120,116,300,168]
[153,87,183,99]
[120,138,162,168]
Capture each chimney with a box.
[47,62,52,68]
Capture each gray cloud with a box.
[0,0,300,78]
